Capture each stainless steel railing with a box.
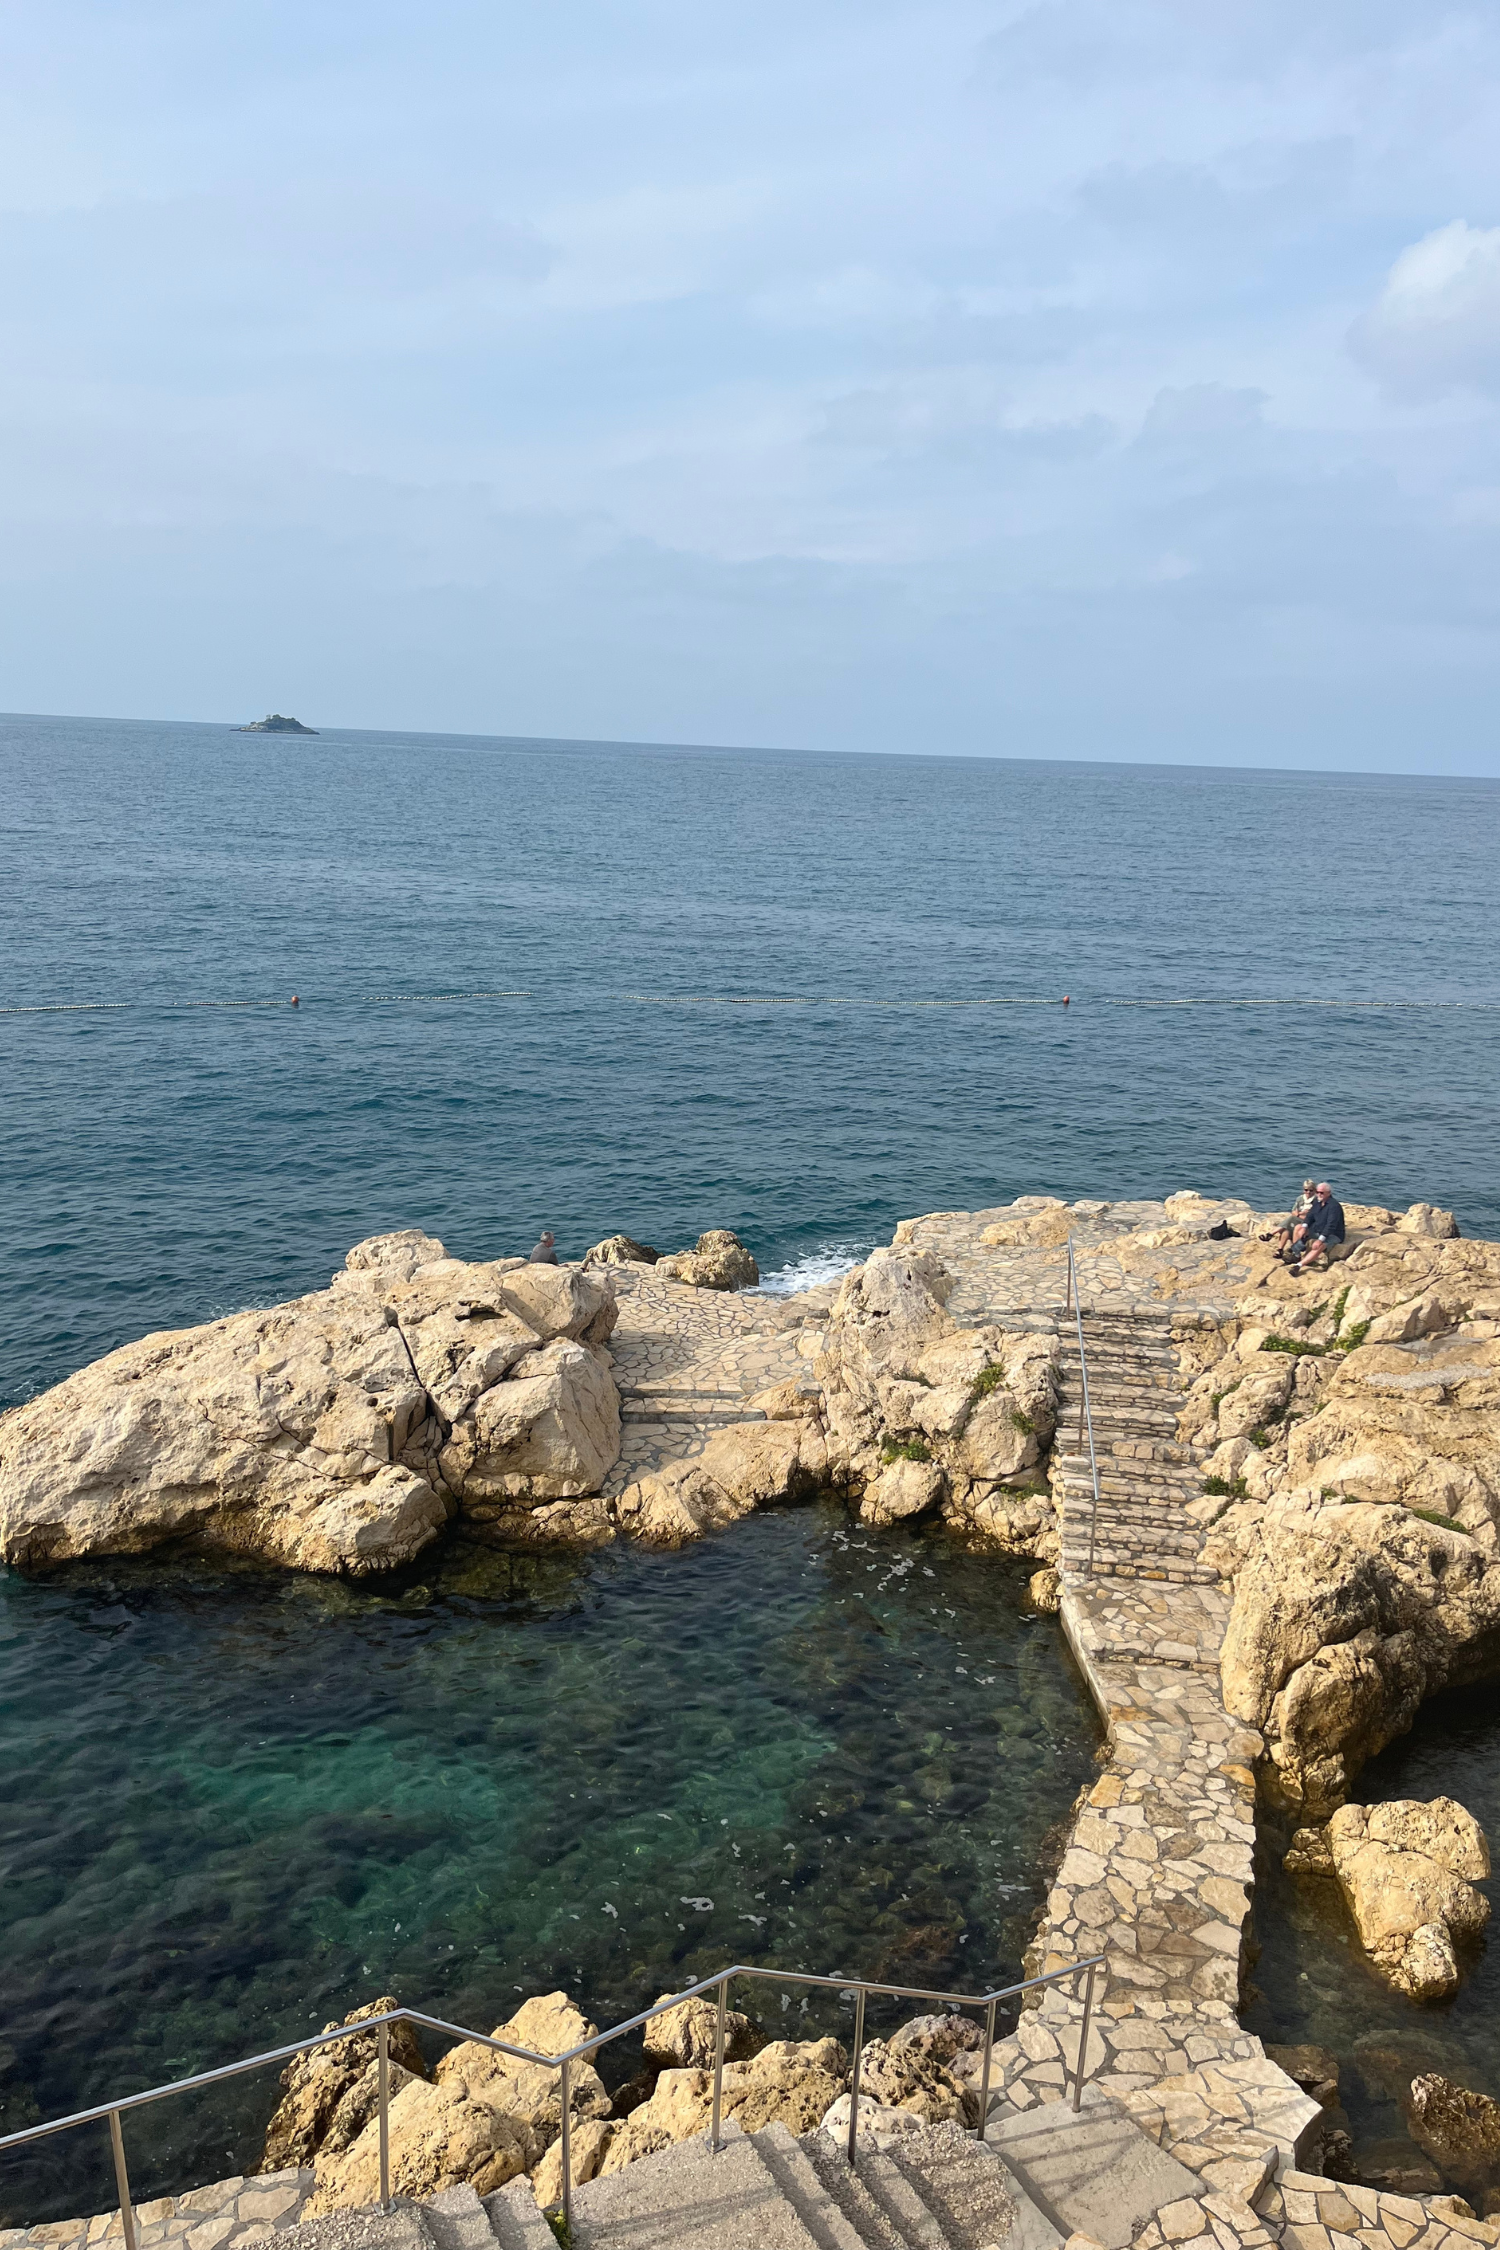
[1062,1236,1104,1577]
[0,1952,1104,2236]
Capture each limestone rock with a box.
[596,2069,714,2171]
[531,2117,613,2208]
[441,1340,621,1508]
[1215,1497,1500,1810]
[889,2013,984,2068]
[718,2039,849,2134]
[432,1991,610,2138]
[0,1285,449,1576]
[304,2076,535,2211]
[260,1998,428,2170]
[1400,1204,1461,1239]
[615,1418,827,1548]
[1028,1566,1063,1614]
[654,1231,759,1290]
[1407,2076,1500,2193]
[642,1993,764,2071]
[854,2037,972,2124]
[582,1235,659,1267]
[0,1232,627,1575]
[825,1249,955,1375]
[1263,2044,1340,2109]
[819,2092,925,2145]
[495,1265,619,1346]
[1284,1827,1335,1878]
[1326,1798,1490,1998]
[859,1457,946,1525]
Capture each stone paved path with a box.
[0,2170,314,2250]
[599,1266,818,1499]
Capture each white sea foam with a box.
[753,1242,871,1297]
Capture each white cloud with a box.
[1351,220,1500,399]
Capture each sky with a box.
[2,1,1499,771]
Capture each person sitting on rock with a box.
[528,1230,559,1264]
[1291,1183,1346,1272]
[1266,1180,1317,1260]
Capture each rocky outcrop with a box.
[1212,1497,1500,1813]
[306,1992,607,2214]
[654,1230,759,1290]
[0,1233,621,1576]
[260,1998,428,2171]
[1323,1798,1491,2000]
[813,1247,1058,1539]
[582,1235,660,1267]
[642,1992,764,2070]
[597,2038,849,2171]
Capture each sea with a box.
[1,711,1498,2216]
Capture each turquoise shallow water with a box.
[0,1505,1100,2223]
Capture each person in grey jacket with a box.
[528,1231,559,1264]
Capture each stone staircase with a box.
[1054,1311,1215,1586]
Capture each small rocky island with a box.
[237,712,318,733]
[7,1191,1500,2241]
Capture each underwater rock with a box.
[1407,2075,1500,2194]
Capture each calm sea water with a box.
[2,712,1498,1411]
[2,712,1499,2212]
[0,1510,1098,2221]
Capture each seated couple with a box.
[1266,1180,1345,1274]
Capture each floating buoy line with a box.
[0,988,1493,1018]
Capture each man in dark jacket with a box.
[1292,1184,1345,1273]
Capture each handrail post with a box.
[1071,1960,1098,2112]
[377,2022,391,2211]
[107,2110,138,2250]
[559,2058,573,2233]
[845,1988,867,2167]
[976,1999,997,2143]
[709,1975,729,2153]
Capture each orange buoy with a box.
[1062,994,1070,1006]
[290,994,300,1007]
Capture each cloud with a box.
[1351,220,1500,399]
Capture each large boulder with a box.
[853,2037,973,2124]
[303,2076,536,2211]
[654,1231,759,1291]
[0,1234,624,1576]
[433,1991,610,2139]
[1214,1496,1500,1811]
[1326,1798,1490,1999]
[582,1235,659,1268]
[260,1999,428,2170]
[642,1993,764,2070]
[600,2041,848,2172]
[0,1285,448,1576]
[859,1458,946,1526]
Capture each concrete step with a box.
[798,2130,912,2250]
[481,2179,555,2250]
[290,2208,433,2250]
[425,2185,496,2250]
[752,2122,873,2250]
[569,2125,823,2250]
[984,2090,1204,2250]
[890,2126,1062,2250]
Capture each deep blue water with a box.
[2,712,1498,1412]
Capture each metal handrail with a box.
[1063,1236,1104,1577]
[0,1953,1104,2236]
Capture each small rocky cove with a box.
[6,1190,1500,2245]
